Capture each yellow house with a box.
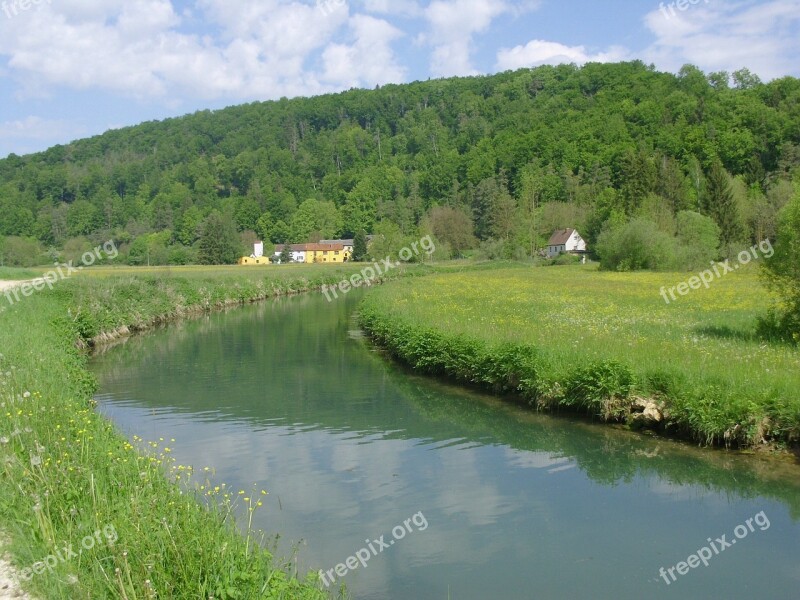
[239,241,273,265]
[303,243,350,263]
[238,256,271,266]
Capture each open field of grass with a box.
[359,263,800,448]
[0,266,45,281]
[0,265,379,599]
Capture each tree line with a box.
[0,61,798,272]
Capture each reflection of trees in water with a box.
[92,293,800,521]
[392,375,800,520]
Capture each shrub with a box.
[596,219,680,271]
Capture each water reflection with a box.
[92,293,800,600]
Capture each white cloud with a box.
[0,116,78,139]
[642,0,800,80]
[0,0,406,102]
[322,15,407,87]
[423,0,532,76]
[496,40,629,71]
[362,0,423,17]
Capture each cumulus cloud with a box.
[496,40,629,71]
[0,0,406,101]
[642,0,800,80]
[423,0,535,76]
[322,15,407,87]
[0,116,84,155]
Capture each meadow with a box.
[359,262,800,448]
[0,264,384,599]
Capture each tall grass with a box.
[359,263,800,448]
[0,265,379,599]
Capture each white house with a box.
[273,244,307,263]
[547,229,587,258]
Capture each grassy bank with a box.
[358,263,800,449]
[0,264,384,599]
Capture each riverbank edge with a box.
[357,299,800,456]
[0,271,372,599]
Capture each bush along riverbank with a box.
[0,267,369,599]
[357,267,800,452]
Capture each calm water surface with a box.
[90,292,800,600]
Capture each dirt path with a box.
[0,281,26,293]
[0,540,31,600]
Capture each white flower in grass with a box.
[0,436,8,445]
[30,455,42,467]
[23,391,30,398]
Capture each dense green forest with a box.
[1,60,799,267]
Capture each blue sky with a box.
[0,0,798,158]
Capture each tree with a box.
[290,199,342,242]
[676,210,720,268]
[234,197,262,232]
[423,206,476,258]
[352,230,368,262]
[198,211,240,264]
[279,243,293,264]
[762,188,800,342]
[177,206,203,246]
[702,160,744,247]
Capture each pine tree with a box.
[198,211,240,264]
[353,230,368,262]
[279,243,293,264]
[703,161,743,246]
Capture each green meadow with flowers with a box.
[0,266,367,599]
[359,262,800,449]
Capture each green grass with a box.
[0,264,393,599]
[0,266,44,280]
[358,263,800,448]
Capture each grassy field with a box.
[0,266,45,280]
[359,262,800,448]
[0,264,388,599]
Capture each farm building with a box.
[546,229,587,258]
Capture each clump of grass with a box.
[358,264,800,449]
[0,267,362,599]
[561,361,635,420]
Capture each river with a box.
[90,291,800,599]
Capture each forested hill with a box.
[1,61,799,265]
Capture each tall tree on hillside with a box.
[702,160,743,246]
[198,211,240,264]
[352,230,368,262]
